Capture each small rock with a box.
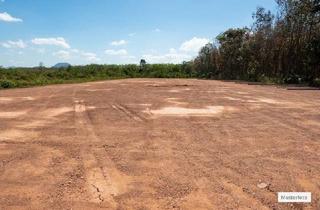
[257,182,269,189]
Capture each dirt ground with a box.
[0,79,319,210]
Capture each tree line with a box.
[191,0,320,86]
[0,64,191,88]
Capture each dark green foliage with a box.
[0,64,192,89]
[0,80,16,89]
[312,78,320,86]
[193,0,320,86]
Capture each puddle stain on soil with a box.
[146,106,235,117]
[42,107,74,117]
[0,111,28,119]
[223,96,289,105]
[166,98,189,106]
[86,89,112,92]
[0,97,35,104]
[0,129,39,141]
[168,88,191,93]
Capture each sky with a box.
[0,0,277,67]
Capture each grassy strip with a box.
[0,64,194,89]
[1,64,318,89]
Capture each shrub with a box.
[312,78,320,87]
[0,80,16,88]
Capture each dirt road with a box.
[0,79,319,209]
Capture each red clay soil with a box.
[0,79,319,210]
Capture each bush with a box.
[0,80,16,88]
[283,74,302,84]
[312,78,320,87]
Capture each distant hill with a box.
[52,63,71,69]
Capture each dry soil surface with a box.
[0,79,319,210]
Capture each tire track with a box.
[73,95,130,208]
[111,103,146,122]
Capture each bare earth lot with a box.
[0,79,319,210]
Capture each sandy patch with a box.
[0,97,13,102]
[21,97,35,101]
[92,81,107,84]
[168,88,191,93]
[166,98,188,106]
[127,103,152,107]
[131,80,168,85]
[17,120,47,129]
[236,91,248,95]
[42,107,73,117]
[224,97,243,101]
[239,96,286,105]
[0,111,27,118]
[129,80,153,83]
[87,106,96,110]
[0,97,34,103]
[86,89,112,92]
[147,106,232,117]
[0,129,38,141]
[168,89,180,93]
[256,98,283,104]
[16,106,80,129]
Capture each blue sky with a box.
[0,0,276,67]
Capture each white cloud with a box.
[180,37,209,53]
[169,48,177,54]
[0,12,22,22]
[105,49,128,56]
[53,48,100,62]
[1,40,27,48]
[53,50,71,60]
[110,40,127,46]
[142,50,191,64]
[31,37,70,49]
[71,49,79,53]
[126,55,136,59]
[153,28,161,32]
[141,37,210,64]
[37,48,46,54]
[79,37,206,64]
[81,52,100,62]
